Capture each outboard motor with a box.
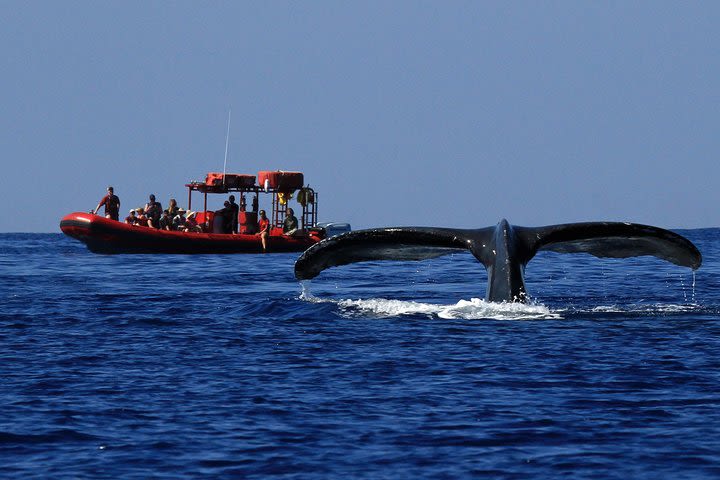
[316,222,352,238]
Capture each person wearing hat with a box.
[172,209,186,231]
[184,211,202,233]
[93,186,120,221]
[124,209,137,225]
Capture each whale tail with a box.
[294,220,701,303]
[513,222,701,269]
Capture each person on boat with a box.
[215,201,233,234]
[93,186,120,221]
[158,210,172,231]
[283,208,299,236]
[144,194,163,229]
[124,209,136,225]
[135,208,149,227]
[172,209,186,231]
[167,198,179,221]
[184,211,202,233]
[228,195,240,234]
[258,209,270,252]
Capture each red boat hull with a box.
[60,212,322,254]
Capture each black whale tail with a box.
[294,220,701,303]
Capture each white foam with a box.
[300,282,560,320]
[436,298,560,320]
[340,297,560,320]
[299,281,701,319]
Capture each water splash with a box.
[676,271,699,305]
[299,287,706,320]
[299,281,314,301]
[435,298,560,320]
[692,270,696,303]
[589,303,701,314]
[343,297,561,320]
[680,273,688,303]
[299,290,560,320]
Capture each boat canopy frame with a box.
[184,181,318,231]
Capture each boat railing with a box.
[184,181,318,232]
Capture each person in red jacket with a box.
[93,186,120,221]
[258,210,270,252]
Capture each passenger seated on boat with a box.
[184,211,202,233]
[135,208,149,227]
[158,210,172,231]
[124,209,136,225]
[283,208,299,236]
[167,198,179,220]
[172,209,186,231]
[144,194,163,229]
[258,210,270,252]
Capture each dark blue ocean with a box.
[2,229,720,479]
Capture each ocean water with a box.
[2,229,720,479]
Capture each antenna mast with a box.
[222,108,231,186]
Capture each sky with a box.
[1,1,718,232]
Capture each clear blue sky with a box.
[2,1,717,232]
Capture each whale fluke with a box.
[295,219,701,303]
